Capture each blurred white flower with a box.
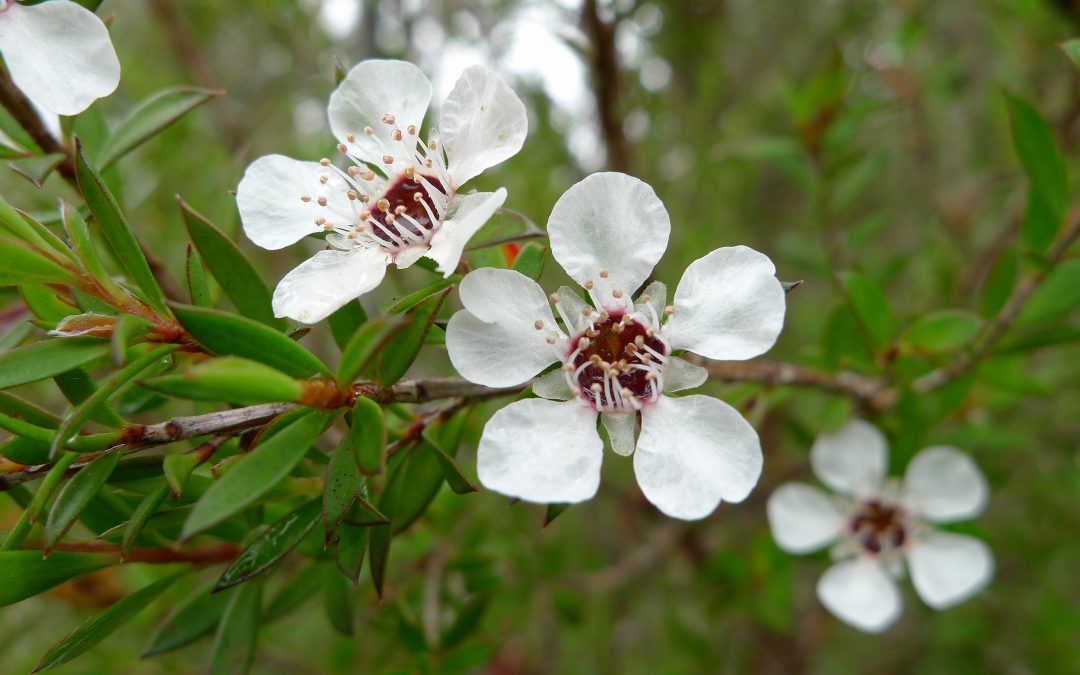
[446,172,787,520]
[237,59,528,324]
[0,0,120,116]
[766,419,994,633]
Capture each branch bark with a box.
[582,0,633,172]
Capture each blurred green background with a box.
[3,0,1080,672]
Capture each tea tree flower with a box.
[766,419,994,632]
[0,0,120,116]
[237,60,528,324]
[445,172,786,520]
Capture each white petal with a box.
[237,155,347,250]
[766,483,845,554]
[328,60,432,162]
[392,245,427,269]
[634,280,667,323]
[810,419,888,497]
[0,1,120,116]
[666,246,786,360]
[445,268,561,387]
[663,356,707,393]
[817,558,903,633]
[907,532,994,610]
[477,398,602,504]
[554,285,591,335]
[532,368,572,401]
[902,446,989,523]
[440,65,528,187]
[272,247,389,324]
[547,173,670,310]
[425,189,507,276]
[634,395,762,520]
[602,411,637,457]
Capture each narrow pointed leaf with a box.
[327,299,368,350]
[99,87,223,170]
[336,315,410,387]
[0,238,78,286]
[510,242,547,280]
[383,275,461,315]
[367,289,449,386]
[211,580,261,675]
[321,562,353,636]
[121,482,170,557]
[0,551,113,606]
[334,525,368,585]
[348,396,386,475]
[163,453,199,498]
[44,451,122,549]
[544,503,570,527]
[9,152,64,188]
[185,244,212,307]
[214,497,322,591]
[143,580,232,657]
[1007,95,1068,253]
[142,356,303,405]
[0,338,109,389]
[324,439,363,541]
[110,313,152,367]
[62,202,128,302]
[420,442,477,495]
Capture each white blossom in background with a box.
[445,172,787,520]
[0,0,120,117]
[766,419,994,632]
[236,59,528,324]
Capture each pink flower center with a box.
[850,499,907,555]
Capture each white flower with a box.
[236,59,528,324]
[766,419,994,633]
[0,0,120,116]
[445,172,787,520]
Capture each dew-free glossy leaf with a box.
[44,451,122,549]
[185,244,212,307]
[143,580,232,656]
[121,482,170,557]
[841,272,895,349]
[321,562,353,636]
[510,242,547,280]
[1007,95,1068,253]
[211,580,261,675]
[99,87,222,170]
[0,337,109,389]
[143,356,303,406]
[348,396,386,475]
[368,289,448,386]
[324,439,363,541]
[0,551,113,606]
[901,310,983,353]
[215,498,321,591]
[327,299,367,351]
[0,238,77,286]
[335,315,410,387]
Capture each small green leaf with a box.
[321,562,354,636]
[185,244,212,307]
[182,410,335,539]
[418,439,477,495]
[215,498,322,591]
[62,203,126,304]
[510,242,547,280]
[121,482,170,557]
[163,453,199,498]
[0,413,117,453]
[75,139,170,315]
[0,551,113,606]
[327,299,368,350]
[979,246,1018,317]
[33,570,185,672]
[211,580,261,675]
[1007,94,1068,253]
[0,238,78,286]
[1061,39,1080,72]
[262,564,320,623]
[9,152,65,188]
[383,275,461,315]
[19,284,80,323]
[324,439,363,541]
[1019,258,1080,325]
[334,525,368,585]
[368,454,407,597]
[368,289,449,386]
[336,315,410,387]
[841,272,895,349]
[179,196,280,328]
[544,503,570,527]
[349,396,386,475]
[143,580,232,657]
[391,443,450,534]
[172,304,330,379]
[142,356,304,405]
[44,451,122,549]
[901,310,983,354]
[110,313,152,367]
[99,87,223,170]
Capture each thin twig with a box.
[24,541,240,565]
[582,0,633,172]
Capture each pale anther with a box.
[407,124,417,135]
[382,155,394,165]
[319,175,329,184]
[300,195,311,202]
[599,268,609,278]
[395,205,406,215]
[363,126,374,135]
[584,279,594,290]
[533,320,544,330]
[320,158,331,166]
[612,289,624,299]
[377,199,390,212]
[428,139,437,150]
[362,171,375,181]
[317,196,327,206]
[346,133,356,142]
[550,292,560,303]
[348,166,361,176]
[382,113,396,125]
[337,143,347,153]
[664,305,674,316]
[392,129,403,141]
[347,190,357,200]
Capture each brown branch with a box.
[913,209,1080,394]
[582,0,633,172]
[27,541,240,565]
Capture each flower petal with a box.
[554,285,591,335]
[532,368,572,401]
[766,483,845,554]
[445,268,561,387]
[817,558,903,633]
[547,173,670,310]
[663,356,707,393]
[666,246,785,360]
[634,280,667,323]
[810,419,888,497]
[328,60,432,162]
[272,247,389,324]
[907,532,994,610]
[0,1,120,116]
[440,65,528,187]
[902,446,989,523]
[477,398,602,504]
[634,395,762,520]
[602,411,637,456]
[237,155,349,250]
[425,189,507,276]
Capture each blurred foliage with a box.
[2,0,1080,673]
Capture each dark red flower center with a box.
[850,500,907,555]
[367,174,445,246]
[568,311,668,409]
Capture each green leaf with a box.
[368,289,449,386]
[0,238,78,286]
[1007,95,1068,253]
[0,551,113,606]
[262,564,320,622]
[335,315,410,387]
[54,368,126,428]
[110,313,152,367]
[185,244,212,307]
[841,272,895,349]
[215,498,321,591]
[349,396,386,475]
[34,570,185,672]
[0,195,66,254]
[163,453,200,498]
[143,580,232,657]
[181,410,334,539]
[321,562,354,636]
[172,304,330,379]
[544,503,570,527]
[901,310,983,354]
[9,153,65,188]
[1061,39,1080,72]
[19,284,79,323]
[142,356,304,405]
[211,580,261,675]
[368,454,407,597]
[121,482,170,557]
[179,196,280,328]
[1019,258,1080,325]
[383,275,461,315]
[324,438,363,541]
[334,525,368,585]
[419,441,477,495]
[979,246,1018,317]
[44,451,122,549]
[74,139,170,315]
[50,345,178,457]
[327,299,368,350]
[510,242,547,280]
[99,87,223,170]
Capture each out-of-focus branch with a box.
[913,210,1080,393]
[0,71,76,180]
[25,541,240,565]
[582,0,633,172]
